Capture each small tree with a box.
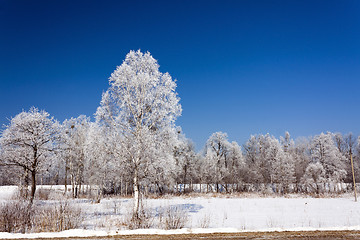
[243,135,264,184]
[0,107,59,204]
[204,132,243,192]
[173,130,197,193]
[293,137,311,191]
[204,132,230,192]
[301,162,326,194]
[85,122,126,200]
[61,115,90,198]
[309,132,347,184]
[274,132,296,192]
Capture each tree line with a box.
[0,50,359,216]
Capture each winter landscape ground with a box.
[1,186,360,239]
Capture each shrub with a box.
[123,204,189,230]
[32,200,83,232]
[161,206,188,230]
[0,200,83,233]
[0,200,31,233]
[125,208,154,229]
[198,213,211,228]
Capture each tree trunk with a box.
[133,168,140,217]
[22,168,29,199]
[30,170,36,205]
[183,165,187,194]
[316,183,320,195]
[75,186,78,198]
[64,162,68,195]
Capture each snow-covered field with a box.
[1,186,360,239]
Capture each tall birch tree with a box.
[96,50,181,217]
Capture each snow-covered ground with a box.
[1,186,360,239]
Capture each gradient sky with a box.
[1,0,360,149]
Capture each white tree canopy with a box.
[0,107,59,203]
[96,50,181,132]
[204,132,244,191]
[310,132,346,183]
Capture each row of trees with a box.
[1,50,359,217]
[1,115,358,197]
[201,131,359,194]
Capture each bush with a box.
[0,200,31,233]
[122,202,189,230]
[125,208,154,229]
[32,200,83,232]
[0,200,83,233]
[161,206,188,230]
[198,213,211,228]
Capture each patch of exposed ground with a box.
[3,231,360,240]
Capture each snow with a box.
[0,186,17,201]
[143,196,360,230]
[1,186,360,238]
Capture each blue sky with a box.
[1,0,360,149]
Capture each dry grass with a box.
[150,191,356,200]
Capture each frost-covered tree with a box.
[334,133,346,154]
[280,131,294,153]
[96,50,181,216]
[243,135,263,184]
[84,123,106,197]
[293,137,311,189]
[264,135,284,184]
[334,133,358,183]
[0,107,59,204]
[173,130,197,193]
[195,151,214,191]
[272,150,295,190]
[309,132,347,184]
[204,132,230,192]
[243,134,279,184]
[225,141,244,187]
[204,132,243,192]
[84,122,124,201]
[261,134,295,188]
[61,115,90,198]
[243,133,295,191]
[301,162,326,194]
[274,132,296,191]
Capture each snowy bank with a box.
[2,226,360,239]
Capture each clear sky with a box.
[1,0,360,149]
